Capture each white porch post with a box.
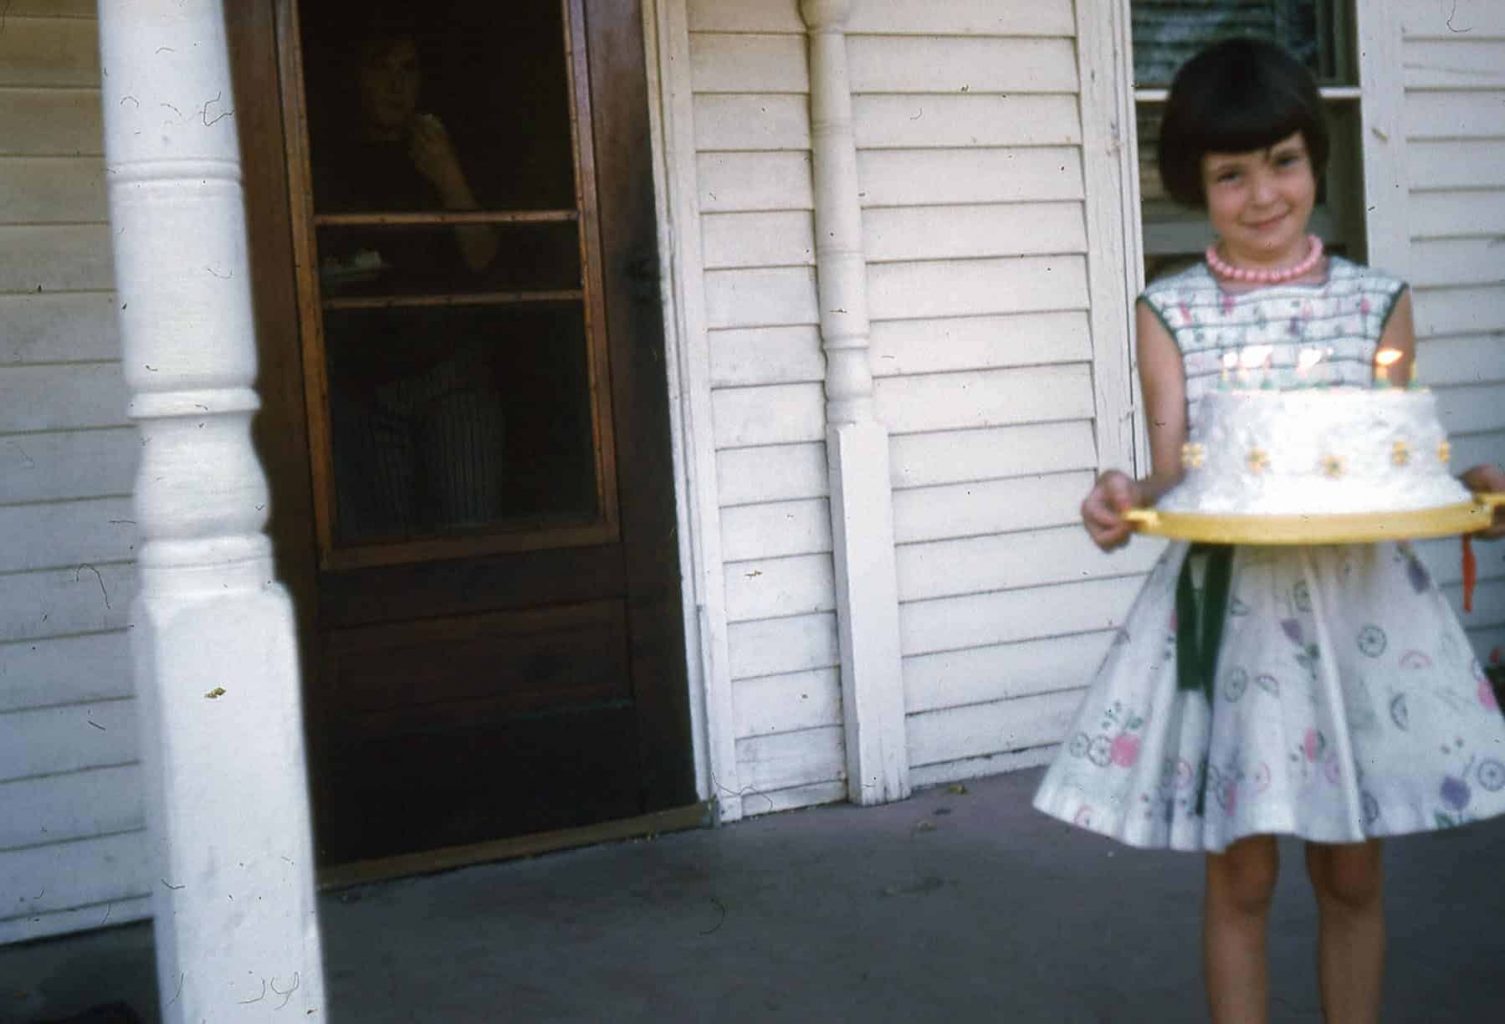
[800,0,909,804]
[98,2,326,1020]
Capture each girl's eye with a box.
[1216,170,1241,184]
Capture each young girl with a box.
[1032,37,1505,1024]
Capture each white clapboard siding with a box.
[871,311,1093,377]
[735,726,846,793]
[892,471,1095,545]
[1406,139,1505,191]
[0,89,102,157]
[864,203,1086,264]
[1408,191,1505,239]
[1,291,121,364]
[733,667,843,738]
[701,211,815,269]
[688,0,1076,37]
[875,363,1095,436]
[1404,90,1505,140]
[908,687,1083,768]
[713,382,825,447]
[1399,0,1505,39]
[0,497,135,574]
[717,443,829,506]
[860,147,1085,207]
[0,830,150,931]
[727,611,840,681]
[724,553,837,623]
[703,266,818,329]
[721,497,832,561]
[851,94,1082,149]
[897,524,1163,605]
[1411,238,1505,289]
[903,629,1117,715]
[0,697,137,781]
[1413,285,1505,338]
[0,763,142,851]
[0,156,107,223]
[0,896,150,947]
[696,151,813,212]
[0,223,114,292]
[686,1,1140,799]
[0,6,146,946]
[890,420,1098,489]
[1400,4,1505,664]
[709,325,824,387]
[0,630,133,714]
[0,363,129,433]
[1416,335,1505,388]
[0,428,138,504]
[0,15,99,87]
[867,256,1089,322]
[902,574,1146,659]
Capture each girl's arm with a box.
[1082,300,1188,551]
[1381,290,1504,538]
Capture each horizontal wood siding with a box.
[688,0,1133,801]
[689,0,843,813]
[0,9,146,944]
[838,2,1137,780]
[1400,3,1505,653]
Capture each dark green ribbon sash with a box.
[1177,543,1233,818]
[1175,543,1234,702]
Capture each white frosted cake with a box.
[1158,388,1471,517]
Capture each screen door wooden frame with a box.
[275,0,620,571]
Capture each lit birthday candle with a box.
[1374,347,1403,389]
[1296,347,1323,388]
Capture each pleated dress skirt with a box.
[1033,540,1505,852]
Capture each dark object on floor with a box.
[38,1004,144,1024]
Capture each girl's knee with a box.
[1207,836,1279,913]
[1306,840,1384,909]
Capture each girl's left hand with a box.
[1462,463,1505,540]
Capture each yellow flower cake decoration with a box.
[1181,443,1206,469]
[1391,440,1410,467]
[1246,448,1271,474]
[1321,454,1345,479]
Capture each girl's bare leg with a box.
[1305,840,1385,1024]
[1205,835,1279,1024]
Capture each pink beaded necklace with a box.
[1205,234,1324,285]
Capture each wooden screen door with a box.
[251,0,694,865]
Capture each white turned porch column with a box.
[800,0,909,805]
[98,3,326,1020]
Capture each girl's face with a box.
[1201,132,1317,267]
[358,37,421,139]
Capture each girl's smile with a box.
[1201,132,1317,270]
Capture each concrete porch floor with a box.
[5,767,1504,1023]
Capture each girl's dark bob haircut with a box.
[1157,37,1329,209]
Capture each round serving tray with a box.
[1124,494,1505,545]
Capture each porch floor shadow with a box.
[5,767,1504,1023]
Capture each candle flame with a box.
[1375,348,1403,368]
[1239,345,1273,369]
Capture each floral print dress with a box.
[1032,258,1505,851]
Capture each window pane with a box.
[1132,1,1349,87]
[324,303,599,545]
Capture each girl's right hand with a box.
[1081,470,1143,552]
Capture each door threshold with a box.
[317,801,715,891]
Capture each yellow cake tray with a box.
[1124,494,1505,545]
